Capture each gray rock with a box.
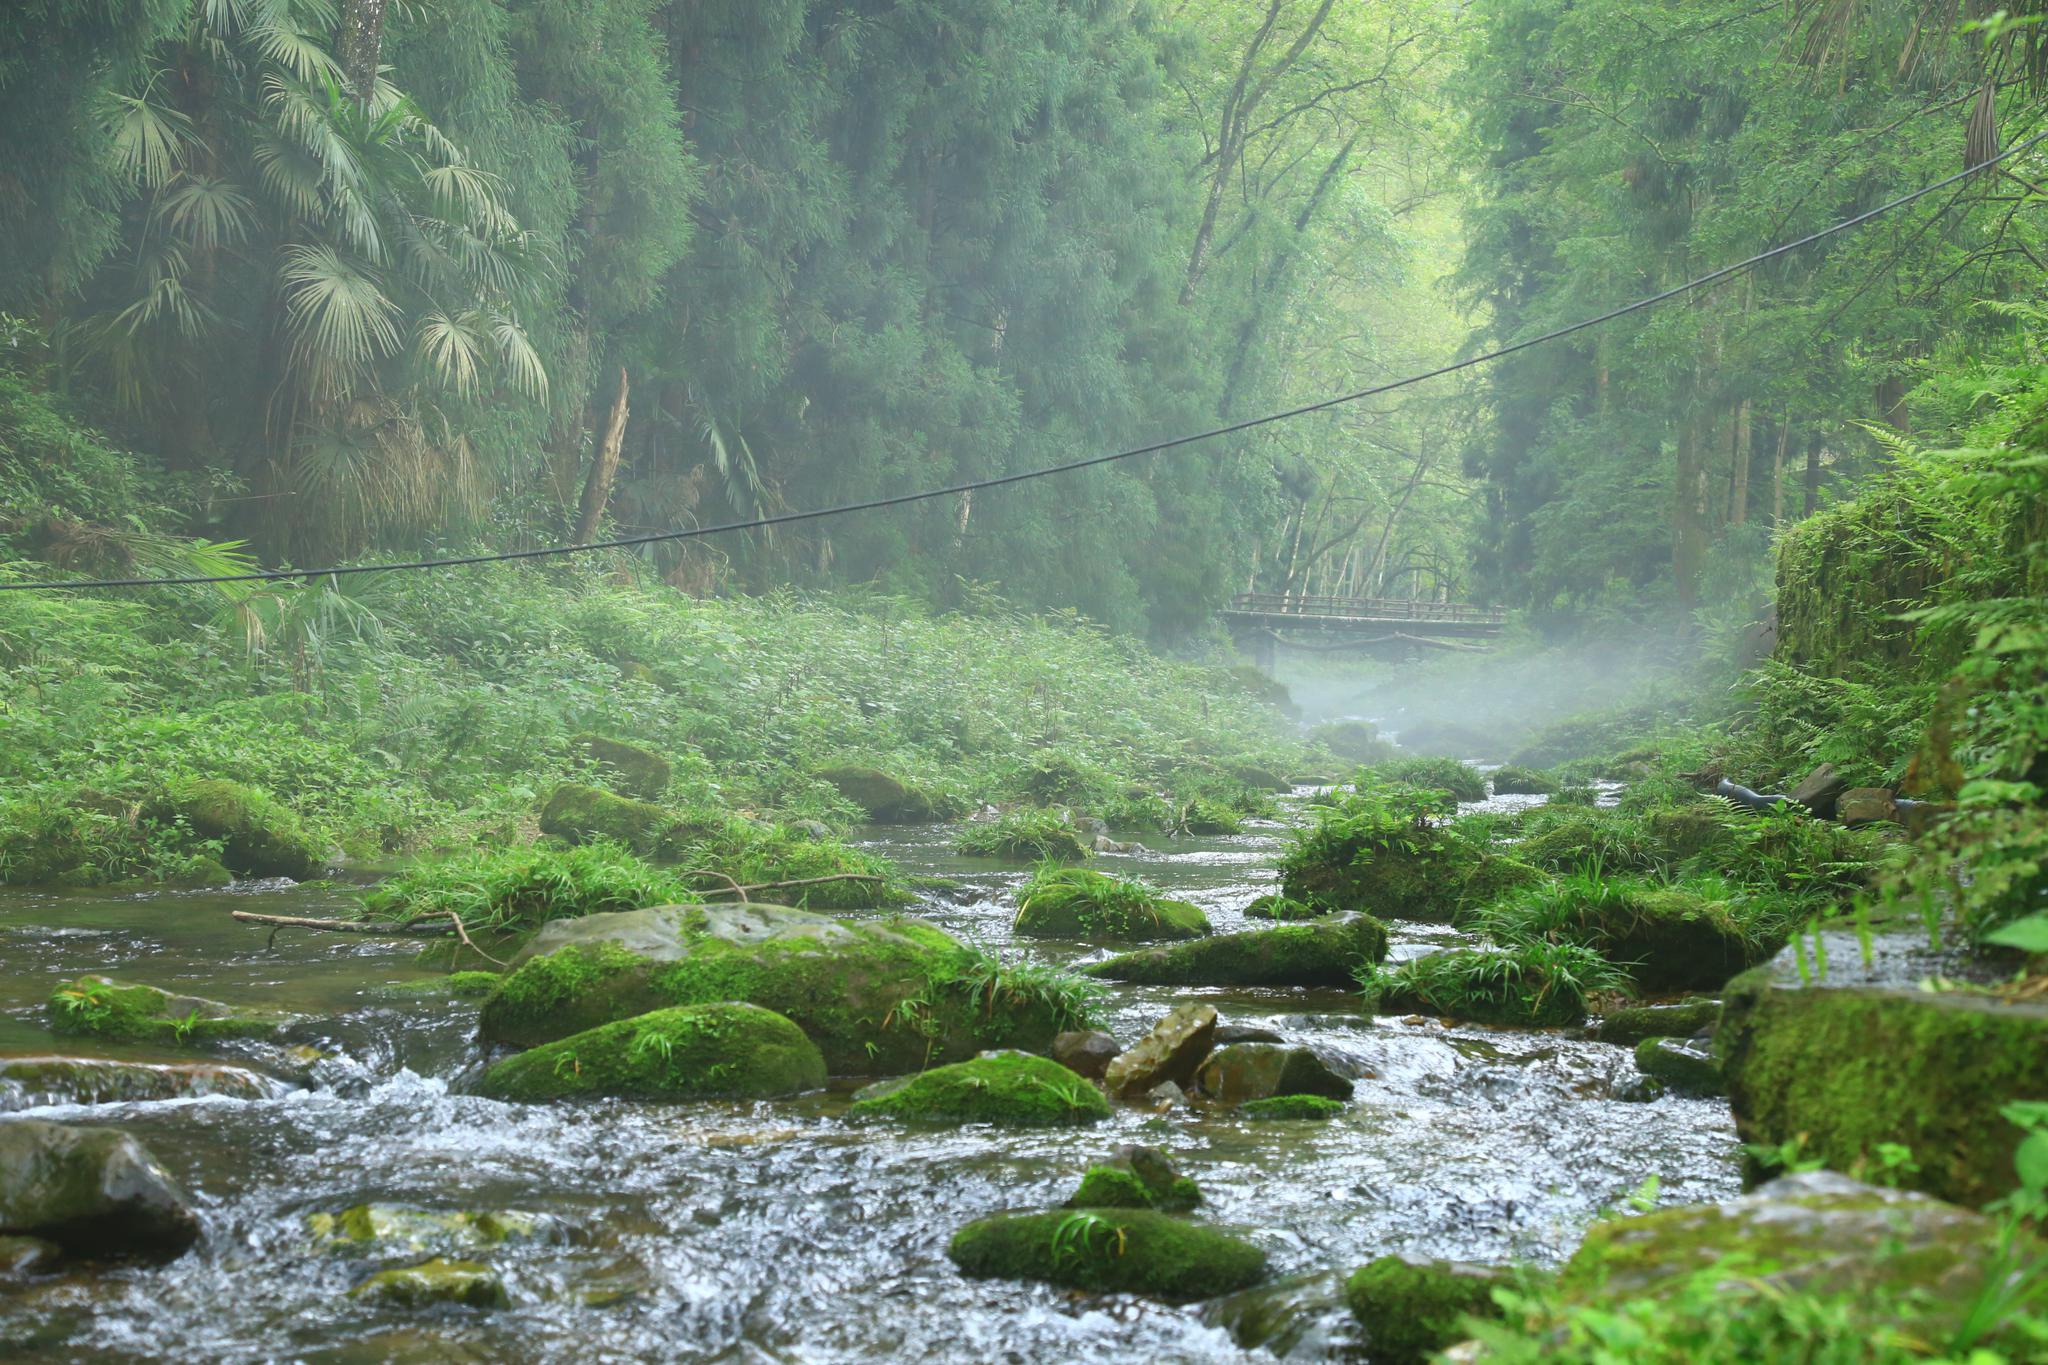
[1193,1043,1353,1106]
[1213,1022,1286,1045]
[1101,1004,1218,1100]
[0,1056,291,1112]
[0,1120,200,1259]
[510,901,912,967]
[1790,763,1847,819]
[1837,787,1898,825]
[1052,1029,1120,1080]
[1144,1080,1188,1110]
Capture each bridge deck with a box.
[1220,592,1506,638]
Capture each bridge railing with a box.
[1225,592,1507,625]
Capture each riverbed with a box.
[0,792,1738,1362]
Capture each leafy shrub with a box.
[362,842,698,932]
[1360,942,1627,1027]
[956,810,1091,862]
[1362,756,1487,803]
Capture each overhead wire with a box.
[6,130,2043,594]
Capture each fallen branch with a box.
[694,871,886,899]
[682,868,752,902]
[231,909,508,967]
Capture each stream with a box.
[0,790,1739,1363]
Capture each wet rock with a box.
[1085,915,1388,988]
[1242,893,1325,921]
[1837,787,1898,825]
[0,1119,199,1259]
[1559,1171,2031,1341]
[1145,1080,1188,1110]
[1720,936,2048,1205]
[1344,1254,1511,1364]
[1239,1094,1346,1121]
[572,734,672,801]
[479,903,1070,1075]
[0,1234,60,1276]
[349,1257,509,1309]
[45,977,298,1049]
[477,1003,826,1103]
[1012,868,1210,942]
[1633,1035,1723,1097]
[1308,720,1394,764]
[1488,765,1558,796]
[1282,825,1540,923]
[848,1051,1108,1127]
[1204,1270,1352,1357]
[1101,1004,1217,1100]
[948,1208,1267,1299]
[816,765,941,823]
[1051,1029,1120,1080]
[1213,1022,1286,1045]
[145,777,324,880]
[537,783,677,856]
[308,1204,560,1258]
[0,1055,291,1111]
[1092,834,1140,854]
[1066,1145,1201,1212]
[1193,1044,1352,1106]
[1790,762,1847,819]
[1592,998,1720,1045]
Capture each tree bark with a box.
[337,0,389,105]
[1770,419,1790,525]
[574,366,631,545]
[1728,398,1751,527]
[1803,432,1823,517]
[1673,416,1709,615]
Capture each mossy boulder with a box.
[1239,1094,1346,1120]
[477,903,1071,1075]
[0,1119,199,1259]
[954,812,1092,862]
[538,783,676,856]
[1633,1035,1723,1096]
[1067,1146,1201,1211]
[0,1056,288,1109]
[1593,998,1721,1045]
[476,1003,826,1103]
[1013,868,1210,942]
[46,976,297,1048]
[1283,829,1539,924]
[1719,936,2048,1205]
[1484,884,1762,994]
[307,1204,559,1257]
[1226,763,1291,792]
[1487,765,1558,796]
[817,765,941,823]
[848,1051,1108,1127]
[1192,1044,1352,1106]
[948,1208,1267,1299]
[573,734,672,801]
[1558,1170,2039,1343]
[349,1257,508,1309]
[1242,894,1324,921]
[1365,947,1606,1028]
[1344,1254,1511,1364]
[1084,915,1387,988]
[150,778,323,880]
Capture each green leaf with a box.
[1984,914,2048,954]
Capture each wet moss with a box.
[948,1208,1267,1299]
[538,783,675,856]
[1719,969,2048,1205]
[307,1204,557,1256]
[817,765,941,822]
[348,1257,508,1309]
[1343,1255,1509,1364]
[45,976,292,1047]
[1066,1149,1202,1210]
[1084,915,1388,988]
[475,1002,826,1103]
[1243,894,1324,921]
[1239,1095,1346,1121]
[1593,998,1721,1044]
[152,778,322,880]
[848,1051,1108,1126]
[1069,1165,1154,1208]
[1013,867,1210,942]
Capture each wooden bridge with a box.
[1221,592,1507,668]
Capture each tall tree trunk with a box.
[1673,416,1709,615]
[575,366,631,545]
[337,0,388,105]
[1803,433,1823,517]
[1771,419,1790,525]
[1728,399,1751,527]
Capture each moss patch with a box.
[151,778,322,880]
[848,1051,1108,1126]
[1065,1146,1201,1211]
[1085,915,1387,988]
[538,783,676,855]
[308,1204,557,1257]
[1239,1094,1346,1121]
[475,1002,826,1103]
[573,734,672,801]
[348,1257,508,1309]
[1344,1255,1509,1364]
[46,976,294,1047]
[1014,866,1210,942]
[948,1208,1267,1299]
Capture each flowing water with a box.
[0,792,1738,1363]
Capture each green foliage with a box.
[1363,756,1488,804]
[361,841,697,933]
[1013,865,1210,942]
[1361,942,1627,1028]
[955,810,1092,863]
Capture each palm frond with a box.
[276,243,401,402]
[104,90,194,189]
[153,175,257,252]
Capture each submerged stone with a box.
[816,765,940,823]
[0,1119,199,1259]
[476,1003,826,1103]
[307,1204,559,1257]
[1592,998,1721,1045]
[45,977,297,1049]
[948,1208,1267,1299]
[477,903,1071,1075]
[848,1051,1107,1127]
[0,1055,290,1111]
[1101,1004,1218,1101]
[1344,1254,1511,1364]
[572,734,672,801]
[1203,1271,1351,1358]
[1192,1044,1352,1106]
[349,1257,509,1309]
[1238,1094,1346,1121]
[1084,915,1388,989]
[1633,1035,1723,1097]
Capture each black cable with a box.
[7,131,2041,594]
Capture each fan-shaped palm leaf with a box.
[488,311,548,401]
[104,90,194,190]
[277,243,401,402]
[414,309,487,397]
[153,175,256,252]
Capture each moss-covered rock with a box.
[1593,998,1721,1045]
[349,1257,508,1309]
[1181,799,1244,837]
[1343,1254,1510,1364]
[307,1204,559,1257]
[0,1055,288,1109]
[477,903,1075,1075]
[1066,1146,1201,1211]
[476,1003,826,1103]
[46,976,297,1048]
[1226,762,1291,792]
[1308,719,1395,764]
[1477,882,1764,994]
[954,811,1092,862]
[150,778,323,880]
[1013,867,1210,942]
[1084,915,1387,988]
[948,1208,1267,1299]
[848,1051,1108,1126]
[538,783,677,855]
[817,765,941,823]
[1719,947,2048,1205]
[1365,943,1618,1028]
[1242,893,1324,921]
[0,1119,199,1259]
[1239,1094,1346,1120]
[1192,1044,1352,1105]
[1282,815,1540,923]
[1488,765,1558,796]
[573,734,672,800]
[1634,1035,1724,1096]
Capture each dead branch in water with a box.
[231,910,508,966]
